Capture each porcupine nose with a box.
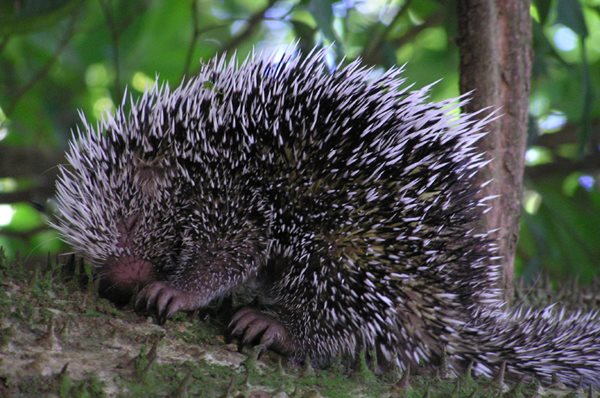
[99,256,155,305]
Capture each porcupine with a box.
[53,49,600,388]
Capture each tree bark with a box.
[456,0,532,298]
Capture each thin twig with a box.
[362,0,413,62]
[5,11,79,116]
[185,12,294,78]
[526,153,600,179]
[219,0,278,58]
[182,0,201,79]
[117,1,150,34]
[390,12,444,49]
[99,0,121,99]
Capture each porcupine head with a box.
[53,92,187,305]
[54,60,271,310]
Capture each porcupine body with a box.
[53,50,600,388]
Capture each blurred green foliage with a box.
[0,0,598,282]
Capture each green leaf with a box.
[555,0,588,37]
[520,179,600,281]
[7,204,42,232]
[30,230,63,254]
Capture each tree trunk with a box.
[456,0,532,298]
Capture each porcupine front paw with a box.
[229,307,295,355]
[135,281,199,324]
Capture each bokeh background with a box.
[0,0,599,283]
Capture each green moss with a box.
[38,307,54,324]
[295,367,388,398]
[30,268,56,298]
[58,365,73,398]
[4,370,105,398]
[121,359,239,398]
[353,350,378,385]
[0,247,25,281]
[58,373,105,398]
[176,317,222,345]
[133,345,153,380]
[71,376,105,398]
[0,326,14,348]
[0,288,10,317]
[0,254,587,397]
[11,375,53,395]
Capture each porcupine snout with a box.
[98,215,156,304]
[99,256,155,305]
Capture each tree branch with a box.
[389,12,444,49]
[532,121,600,151]
[361,11,444,66]
[182,0,202,79]
[219,0,278,56]
[99,0,122,99]
[362,0,413,62]
[116,1,150,34]
[526,153,600,179]
[185,1,289,77]
[457,0,532,297]
[5,10,79,116]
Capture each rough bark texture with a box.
[456,0,532,297]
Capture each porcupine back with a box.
[53,49,600,388]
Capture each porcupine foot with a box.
[229,307,295,355]
[135,281,200,324]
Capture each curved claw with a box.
[242,319,270,344]
[228,307,295,355]
[229,309,258,337]
[135,281,199,324]
[259,325,281,347]
[137,282,163,312]
[229,307,254,327]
